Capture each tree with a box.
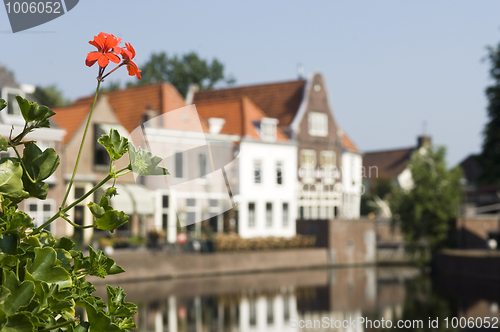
[33,84,70,108]
[391,145,463,264]
[135,51,236,96]
[479,42,500,184]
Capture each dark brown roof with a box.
[0,63,19,90]
[362,147,415,179]
[459,154,482,184]
[193,79,306,128]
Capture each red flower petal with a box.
[97,55,110,68]
[86,59,97,67]
[86,52,101,61]
[106,53,120,64]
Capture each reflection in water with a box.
[95,267,500,331]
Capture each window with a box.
[248,203,255,227]
[320,151,336,167]
[25,199,56,230]
[162,195,169,208]
[175,152,184,178]
[300,150,316,179]
[75,187,85,199]
[249,297,257,326]
[266,203,273,227]
[254,160,262,183]
[199,153,207,178]
[2,88,23,117]
[282,203,289,226]
[260,118,278,142]
[284,293,290,320]
[300,150,316,167]
[267,297,274,325]
[94,124,110,169]
[276,161,283,185]
[308,112,328,136]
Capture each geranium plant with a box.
[0,32,165,331]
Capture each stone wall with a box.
[296,219,377,265]
[91,248,330,283]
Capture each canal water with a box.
[96,267,500,332]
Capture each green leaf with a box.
[106,286,137,317]
[3,313,35,332]
[116,317,137,330]
[26,247,72,288]
[98,129,129,161]
[0,99,6,112]
[78,299,125,332]
[0,137,8,152]
[105,186,118,198]
[87,246,125,278]
[22,177,49,200]
[128,143,169,176]
[15,96,55,124]
[0,159,30,204]
[0,286,11,305]
[22,142,60,182]
[95,210,129,232]
[1,270,35,316]
[55,237,75,251]
[3,210,33,233]
[88,195,129,232]
[87,201,106,219]
[0,234,18,255]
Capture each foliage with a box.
[133,51,236,96]
[0,96,167,331]
[391,145,462,264]
[33,85,71,108]
[360,177,394,216]
[479,42,500,184]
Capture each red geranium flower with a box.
[86,32,123,68]
[121,43,141,80]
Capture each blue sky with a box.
[1,0,499,166]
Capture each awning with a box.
[110,184,155,215]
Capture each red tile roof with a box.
[53,83,187,145]
[193,79,306,128]
[195,96,289,141]
[362,147,415,179]
[51,104,92,144]
[341,133,359,152]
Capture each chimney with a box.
[297,63,304,79]
[208,118,225,134]
[185,84,199,105]
[417,135,431,148]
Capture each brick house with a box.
[191,72,362,220]
[52,83,186,243]
[0,63,66,234]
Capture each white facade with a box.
[341,150,363,219]
[131,105,297,241]
[236,140,297,238]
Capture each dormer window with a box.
[1,87,24,124]
[308,112,328,137]
[260,118,278,142]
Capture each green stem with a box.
[38,319,76,332]
[32,174,112,234]
[60,213,94,229]
[60,80,101,209]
